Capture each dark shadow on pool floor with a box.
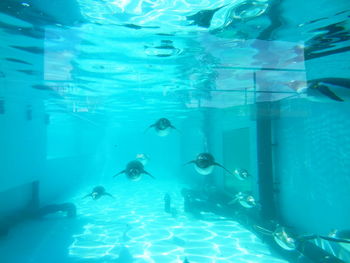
[0,217,88,263]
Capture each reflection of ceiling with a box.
[77,0,270,32]
[184,37,306,108]
[0,0,83,26]
[4,0,332,118]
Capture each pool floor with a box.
[0,180,288,263]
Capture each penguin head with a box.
[158,118,171,130]
[273,226,297,251]
[234,169,250,180]
[196,153,214,168]
[92,192,100,200]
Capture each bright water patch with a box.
[69,181,288,263]
[76,0,257,31]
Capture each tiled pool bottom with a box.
[0,180,289,263]
[68,180,288,263]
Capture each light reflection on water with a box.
[69,181,287,263]
[76,0,257,31]
[2,0,349,123]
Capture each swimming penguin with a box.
[305,78,350,102]
[254,225,297,251]
[83,186,114,200]
[273,225,298,251]
[255,225,350,252]
[234,168,250,181]
[228,192,257,208]
[186,153,232,175]
[183,257,190,263]
[114,160,154,181]
[135,153,149,166]
[146,118,177,136]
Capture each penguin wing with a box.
[83,193,92,199]
[214,162,233,175]
[144,124,155,133]
[143,170,155,179]
[316,78,350,88]
[170,124,181,133]
[113,170,126,178]
[228,198,237,205]
[298,234,318,241]
[317,84,344,101]
[253,225,273,236]
[184,160,196,166]
[103,192,115,199]
[318,235,350,244]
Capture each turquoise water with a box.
[1,0,350,263]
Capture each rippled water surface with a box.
[1,0,349,125]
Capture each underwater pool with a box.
[1,0,350,263]
[1,180,291,263]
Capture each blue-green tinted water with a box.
[0,0,350,263]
